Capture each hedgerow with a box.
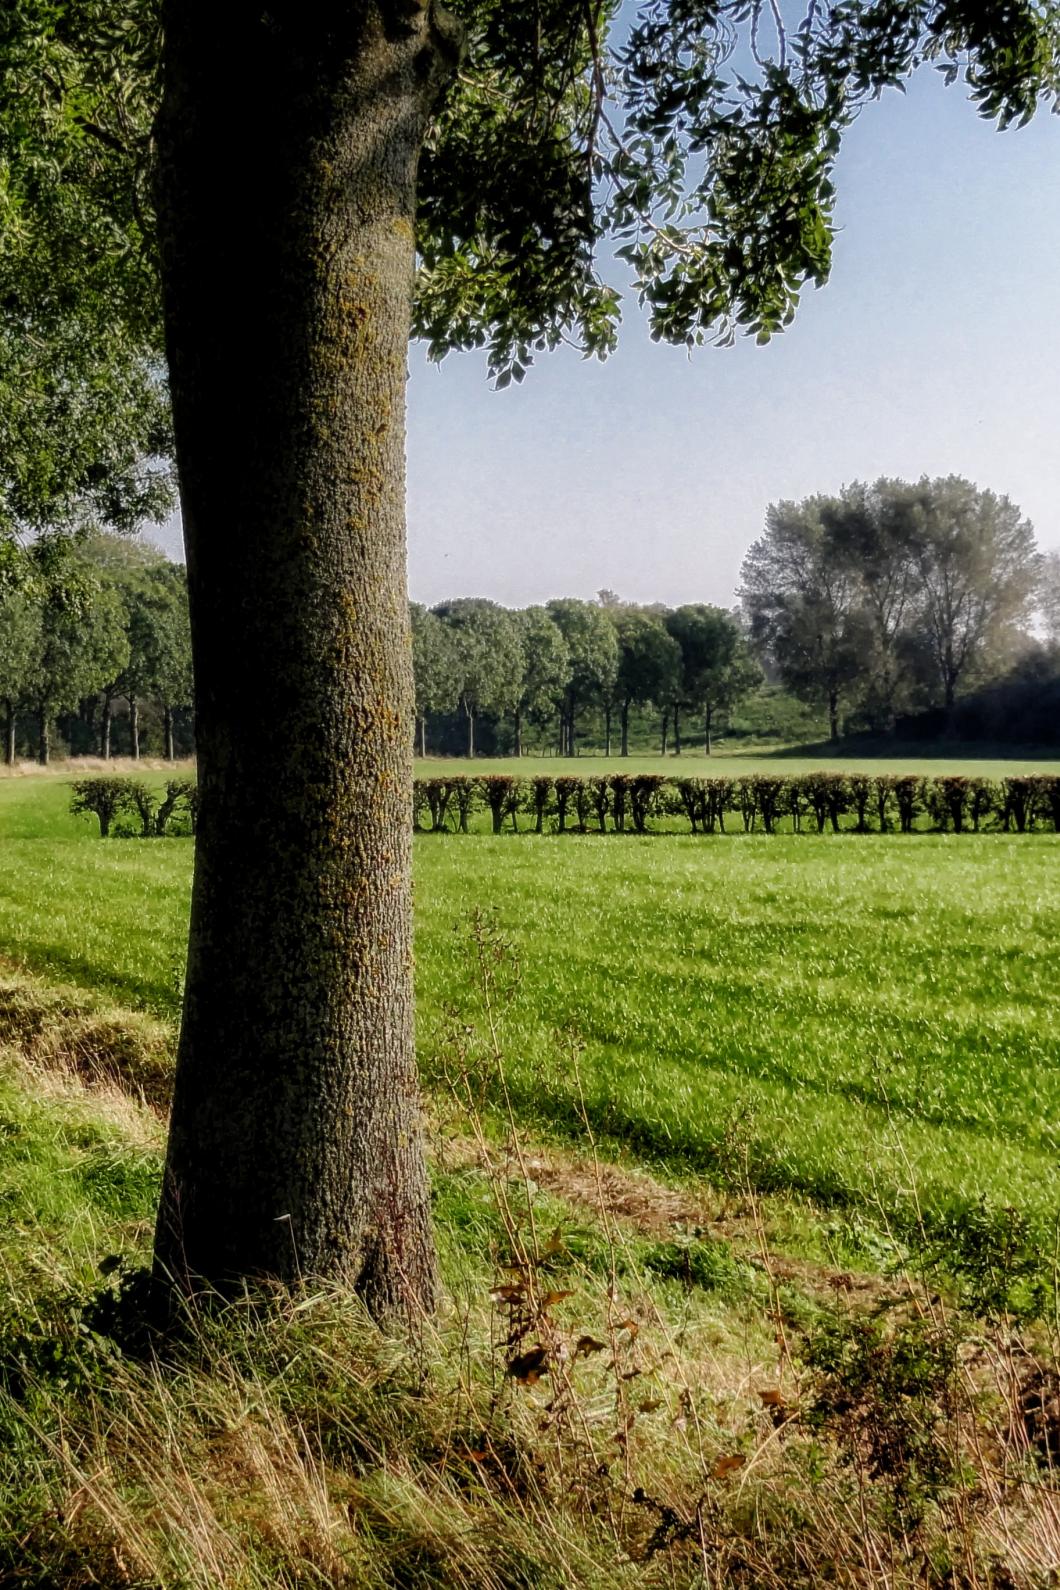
[70,776,198,838]
[73,772,1060,839]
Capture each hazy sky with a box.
[155,67,1060,610]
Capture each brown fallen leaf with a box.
[710,1454,747,1480]
[538,1290,574,1309]
[508,1346,549,1385]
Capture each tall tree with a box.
[611,608,680,757]
[29,571,129,765]
[665,605,762,755]
[741,499,868,741]
[434,598,522,758]
[152,564,194,761]
[905,477,1040,727]
[547,598,619,756]
[819,480,922,730]
[0,586,43,766]
[1042,551,1060,644]
[410,603,458,757]
[512,607,569,758]
[6,2,1058,1310]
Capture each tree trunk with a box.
[466,705,475,759]
[672,704,681,756]
[828,690,839,743]
[604,704,611,758]
[660,708,668,756]
[704,708,712,757]
[100,693,113,759]
[37,707,49,767]
[127,695,141,760]
[164,705,176,762]
[3,701,15,766]
[513,708,522,759]
[419,715,427,759]
[620,700,629,757]
[151,3,458,1314]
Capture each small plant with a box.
[447,776,479,833]
[479,775,520,834]
[69,777,132,838]
[628,774,665,834]
[553,775,580,832]
[125,780,158,838]
[155,776,198,836]
[530,775,554,834]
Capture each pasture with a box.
[1,768,1058,1263]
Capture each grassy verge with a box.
[2,977,1060,1587]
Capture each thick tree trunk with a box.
[513,708,522,759]
[828,690,839,743]
[127,695,140,760]
[621,700,629,758]
[152,3,458,1314]
[164,705,175,762]
[3,701,14,766]
[100,693,113,759]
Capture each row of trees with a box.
[0,536,191,764]
[741,476,1055,739]
[413,596,761,759]
[411,771,1060,837]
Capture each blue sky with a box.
[157,66,1060,608]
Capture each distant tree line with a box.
[413,596,761,758]
[741,476,1055,741]
[5,475,1056,767]
[0,534,192,764]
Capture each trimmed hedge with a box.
[72,771,1060,840]
[412,772,1060,837]
[70,776,198,837]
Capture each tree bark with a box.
[620,700,629,758]
[152,2,459,1314]
[603,704,611,758]
[3,701,14,767]
[466,705,475,758]
[164,705,175,762]
[37,708,49,767]
[100,693,113,759]
[660,707,668,756]
[513,708,522,758]
[127,695,140,760]
[672,704,681,756]
[704,708,712,756]
[418,715,427,758]
[828,689,839,743]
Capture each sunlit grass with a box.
[0,776,1058,1243]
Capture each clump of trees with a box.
[413,595,760,759]
[741,477,1048,740]
[408,771,1060,837]
[0,535,192,766]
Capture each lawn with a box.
[1,771,1058,1255]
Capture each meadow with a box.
[4,762,1060,1585]
[1,764,1058,1260]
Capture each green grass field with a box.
[416,745,1060,779]
[3,765,1060,1584]
[2,769,1059,1259]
